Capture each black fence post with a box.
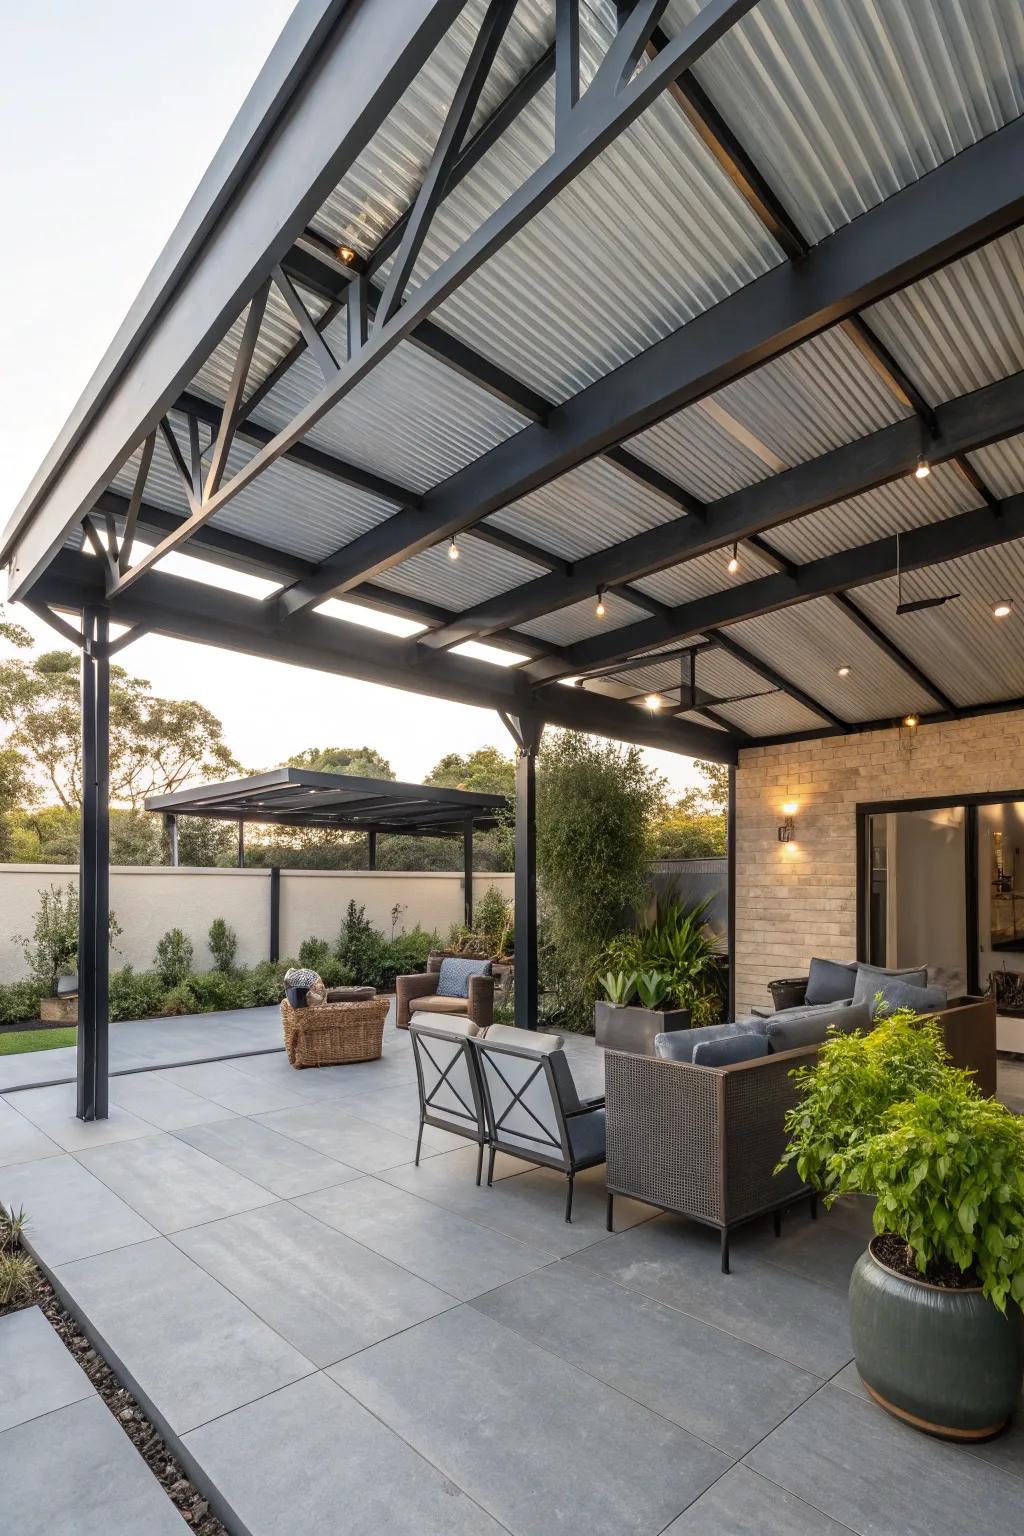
[269,866,281,962]
[77,606,110,1121]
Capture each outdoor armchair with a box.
[396,952,495,1031]
[471,1024,605,1222]
[409,1017,488,1184]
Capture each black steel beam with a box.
[830,592,958,714]
[267,115,1024,619]
[703,630,844,727]
[39,551,738,762]
[541,490,1024,676]
[77,605,110,1121]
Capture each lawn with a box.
[0,1027,77,1055]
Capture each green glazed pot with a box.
[849,1236,1024,1440]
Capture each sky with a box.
[0,1,701,795]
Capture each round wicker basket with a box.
[280,995,388,1068]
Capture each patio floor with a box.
[0,1022,1021,1535]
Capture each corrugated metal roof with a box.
[373,533,541,611]
[632,541,779,608]
[851,544,1024,707]
[863,228,1024,404]
[604,640,770,702]
[484,457,692,561]
[664,0,1024,245]
[251,331,528,493]
[625,400,773,500]
[720,597,937,722]
[189,281,333,407]
[761,461,979,565]
[707,327,910,465]
[518,588,651,647]
[969,431,1024,497]
[711,690,825,738]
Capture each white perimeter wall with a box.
[0,866,515,983]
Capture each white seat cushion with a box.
[410,994,471,1018]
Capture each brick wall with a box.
[733,709,1024,1016]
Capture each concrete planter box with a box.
[39,994,77,1024]
[594,1000,690,1055]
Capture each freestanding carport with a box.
[5,0,1024,1121]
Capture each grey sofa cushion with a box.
[567,1107,606,1164]
[654,1021,761,1063]
[868,977,948,1018]
[766,1000,871,1052]
[805,957,857,1006]
[691,1034,771,1068]
[853,962,927,1008]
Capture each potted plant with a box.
[780,1009,1024,1439]
[594,966,690,1052]
[594,896,724,1051]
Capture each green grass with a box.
[0,1027,77,1055]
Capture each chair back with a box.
[409,1019,485,1140]
[472,1032,573,1167]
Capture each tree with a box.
[176,816,240,868]
[0,631,242,811]
[426,745,514,796]
[287,745,394,779]
[0,743,34,861]
[537,731,665,1030]
[652,760,729,859]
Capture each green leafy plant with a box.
[599,896,724,1022]
[0,1203,28,1247]
[473,884,512,954]
[208,917,238,973]
[161,982,199,1016]
[154,928,194,987]
[0,980,46,1025]
[0,1251,36,1306]
[635,969,672,1010]
[298,936,333,973]
[598,969,637,1005]
[17,882,120,993]
[108,966,169,1022]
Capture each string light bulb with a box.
[914,458,931,480]
[448,536,460,561]
[644,694,663,712]
[993,600,1013,619]
[595,587,606,619]
[727,543,740,575]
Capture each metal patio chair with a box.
[409,1017,488,1184]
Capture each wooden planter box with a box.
[40,994,78,1024]
[594,999,690,1055]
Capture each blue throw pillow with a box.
[853,963,927,1009]
[869,978,947,1019]
[805,957,857,1006]
[654,1021,762,1063]
[436,956,492,999]
[691,1034,770,1068]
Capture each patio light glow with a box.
[993,600,1013,619]
[914,458,931,479]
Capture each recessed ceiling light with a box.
[993,599,1014,619]
[914,458,931,480]
[837,665,851,677]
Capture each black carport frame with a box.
[6,0,1024,1120]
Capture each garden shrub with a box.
[161,983,199,1016]
[108,967,168,1023]
[17,881,120,993]
[298,936,333,974]
[208,917,238,973]
[187,970,251,1013]
[0,980,46,1025]
[154,928,194,988]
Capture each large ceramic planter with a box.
[594,1000,690,1054]
[849,1236,1024,1440]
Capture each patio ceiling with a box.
[6,0,1024,762]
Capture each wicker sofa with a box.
[395,952,495,1031]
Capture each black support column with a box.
[269,866,281,963]
[237,820,245,867]
[77,606,110,1121]
[463,817,474,929]
[500,710,543,1030]
[367,830,377,870]
[164,813,179,866]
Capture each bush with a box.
[0,980,46,1025]
[472,884,512,955]
[246,959,292,1006]
[161,983,199,1016]
[154,928,194,987]
[335,900,387,982]
[537,732,664,1030]
[298,936,333,973]
[108,967,168,1023]
[208,918,238,973]
[187,970,251,1013]
[17,881,120,993]
[375,928,436,990]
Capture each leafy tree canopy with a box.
[425,745,514,797]
[286,745,395,779]
[651,760,728,860]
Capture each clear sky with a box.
[0,1,701,794]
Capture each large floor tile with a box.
[172,1200,454,1365]
[185,1370,505,1536]
[0,1395,184,1535]
[0,1154,157,1266]
[5,1083,152,1150]
[107,1071,239,1131]
[576,1214,854,1376]
[730,1205,869,1293]
[473,1257,819,1456]
[255,1101,420,1171]
[325,1081,465,1151]
[76,1132,278,1232]
[0,1307,92,1432]
[746,1384,1024,1536]
[0,1096,62,1170]
[174,1115,361,1197]
[296,1176,554,1299]
[160,1060,308,1114]
[56,1238,312,1433]
[663,1466,852,1534]
[383,1154,651,1257]
[331,1305,729,1536]
[0,1046,80,1092]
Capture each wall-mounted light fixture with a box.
[778,800,797,842]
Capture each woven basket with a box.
[281,995,388,1068]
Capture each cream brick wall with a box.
[734,709,1024,1016]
